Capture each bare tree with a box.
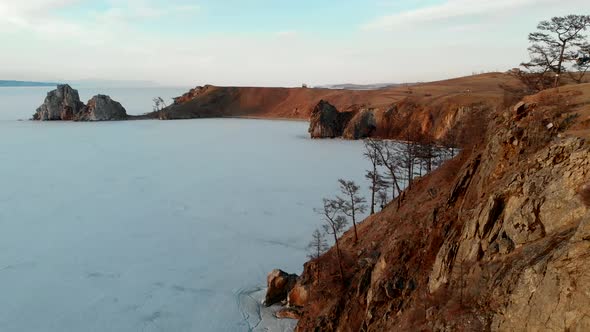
[399,136,419,189]
[152,97,167,117]
[336,179,367,244]
[365,170,387,215]
[521,15,590,88]
[316,199,348,280]
[375,140,403,198]
[363,139,384,215]
[307,229,328,260]
[307,229,328,281]
[414,137,438,175]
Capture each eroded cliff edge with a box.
[291,84,590,331]
[155,73,523,144]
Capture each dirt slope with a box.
[293,83,590,331]
[156,73,521,121]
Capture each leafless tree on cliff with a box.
[374,141,403,199]
[402,136,419,189]
[307,229,328,260]
[390,132,420,190]
[364,139,386,215]
[520,15,590,89]
[336,179,367,244]
[365,170,387,214]
[316,199,348,280]
[414,137,438,175]
[307,229,328,281]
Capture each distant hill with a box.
[0,80,60,87]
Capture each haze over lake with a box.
[0,88,368,331]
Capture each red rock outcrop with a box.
[265,269,298,307]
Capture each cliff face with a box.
[156,85,393,120]
[156,73,523,144]
[293,84,590,331]
[308,100,355,138]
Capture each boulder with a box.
[308,100,355,138]
[342,108,377,139]
[276,307,302,320]
[33,84,85,120]
[287,283,309,307]
[265,269,298,307]
[75,95,128,121]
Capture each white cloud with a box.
[361,0,559,30]
[96,1,200,21]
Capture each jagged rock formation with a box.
[32,85,128,121]
[308,100,355,138]
[76,95,128,121]
[265,269,298,307]
[292,84,590,331]
[342,109,377,139]
[33,84,85,120]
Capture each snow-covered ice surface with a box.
[0,110,369,331]
[237,288,297,332]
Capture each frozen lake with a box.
[0,88,368,331]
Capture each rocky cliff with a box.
[308,100,355,138]
[157,73,524,144]
[33,84,85,121]
[154,84,393,120]
[290,83,590,331]
[32,85,128,121]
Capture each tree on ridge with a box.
[520,15,590,89]
[316,199,348,280]
[336,179,367,244]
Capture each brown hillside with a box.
[157,73,521,118]
[293,83,590,331]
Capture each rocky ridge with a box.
[154,73,523,143]
[32,85,128,121]
[273,84,590,331]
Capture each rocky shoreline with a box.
[27,79,590,331]
[264,84,590,331]
[30,73,521,146]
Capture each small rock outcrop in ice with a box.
[76,95,128,121]
[264,269,298,307]
[308,100,355,138]
[33,85,128,121]
[33,84,85,121]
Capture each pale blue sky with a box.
[0,0,587,86]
